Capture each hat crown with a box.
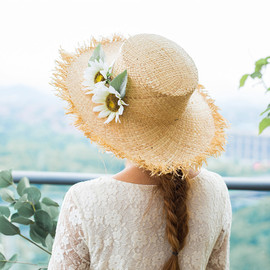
[113,34,198,98]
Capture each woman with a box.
[48,33,232,269]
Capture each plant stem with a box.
[19,233,51,255]
[0,259,46,266]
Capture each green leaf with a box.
[30,224,48,246]
[45,234,54,251]
[0,206,10,218]
[255,57,269,72]
[51,221,57,237]
[0,216,20,235]
[3,254,18,270]
[250,71,262,79]
[239,74,249,88]
[41,202,59,220]
[0,252,6,268]
[22,186,41,204]
[42,197,59,207]
[89,43,105,62]
[259,116,270,134]
[34,210,53,232]
[260,104,270,116]
[17,202,35,218]
[11,213,34,225]
[0,170,13,188]
[0,189,15,203]
[110,70,128,98]
[17,177,30,196]
[14,194,28,210]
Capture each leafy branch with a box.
[239,56,270,134]
[0,169,59,269]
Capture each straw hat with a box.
[52,33,228,176]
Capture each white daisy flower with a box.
[82,59,112,94]
[92,84,129,124]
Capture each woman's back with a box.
[48,168,231,270]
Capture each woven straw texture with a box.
[52,34,228,176]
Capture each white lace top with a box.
[48,168,232,270]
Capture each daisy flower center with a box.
[106,93,120,112]
[94,72,105,83]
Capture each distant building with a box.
[224,132,270,161]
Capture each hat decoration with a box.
[82,44,129,124]
[52,34,229,177]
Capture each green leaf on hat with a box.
[22,186,41,204]
[0,216,20,235]
[0,206,10,218]
[0,170,13,188]
[11,213,34,225]
[89,43,105,63]
[259,116,270,134]
[0,189,15,203]
[110,70,128,98]
[17,177,30,196]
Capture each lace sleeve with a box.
[47,185,90,270]
[206,186,232,270]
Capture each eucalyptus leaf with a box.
[22,186,41,204]
[41,202,59,220]
[42,197,59,207]
[34,210,53,232]
[0,170,13,188]
[14,194,28,210]
[0,216,20,235]
[17,177,30,196]
[45,234,54,251]
[239,74,249,87]
[259,116,270,134]
[51,221,57,237]
[3,254,18,270]
[11,213,34,225]
[110,70,128,98]
[17,202,34,218]
[0,252,6,268]
[89,43,105,63]
[0,206,10,218]
[0,189,15,203]
[30,224,48,246]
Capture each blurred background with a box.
[0,0,270,269]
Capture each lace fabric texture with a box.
[48,168,232,270]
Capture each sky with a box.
[0,0,269,106]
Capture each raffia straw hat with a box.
[52,33,228,177]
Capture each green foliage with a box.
[239,56,270,134]
[110,70,128,98]
[0,169,60,269]
[0,253,18,270]
[89,43,105,63]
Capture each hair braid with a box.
[157,169,191,270]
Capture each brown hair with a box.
[155,169,190,270]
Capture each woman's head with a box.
[52,33,228,177]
